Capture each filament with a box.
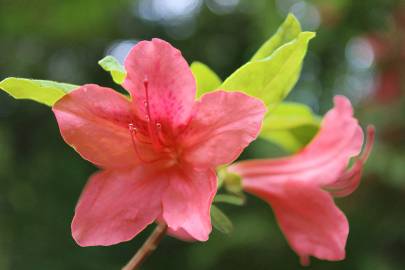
[143,78,164,150]
[128,123,165,163]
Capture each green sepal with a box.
[98,55,127,84]
[0,77,78,106]
[222,171,243,194]
[214,194,245,206]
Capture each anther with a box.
[128,123,137,132]
[128,122,156,163]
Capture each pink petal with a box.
[53,84,156,169]
[166,227,196,242]
[245,179,348,264]
[72,167,167,246]
[181,90,266,168]
[326,125,375,197]
[229,96,368,263]
[231,96,363,187]
[161,166,217,241]
[123,38,196,132]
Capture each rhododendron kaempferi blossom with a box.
[52,38,266,246]
[230,96,374,265]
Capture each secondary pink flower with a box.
[52,38,266,246]
[229,96,374,265]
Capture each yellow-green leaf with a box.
[221,31,315,110]
[263,125,319,153]
[263,102,321,129]
[261,102,320,152]
[98,55,126,84]
[251,13,302,61]
[0,77,78,106]
[190,61,222,98]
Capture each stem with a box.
[122,223,167,270]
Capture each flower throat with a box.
[128,78,170,162]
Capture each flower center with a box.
[127,77,177,164]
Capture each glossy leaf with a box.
[221,31,315,110]
[0,77,78,106]
[211,205,233,234]
[261,102,320,152]
[98,55,126,84]
[214,194,245,206]
[190,61,222,98]
[251,13,301,61]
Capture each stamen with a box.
[143,78,152,122]
[129,123,148,162]
[143,78,163,150]
[128,123,137,133]
[129,123,151,144]
[155,122,170,148]
[128,123,164,163]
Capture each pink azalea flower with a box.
[52,38,266,246]
[229,96,374,265]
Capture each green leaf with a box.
[0,77,78,106]
[214,194,245,206]
[221,31,315,110]
[190,61,222,98]
[263,102,321,129]
[211,205,233,234]
[260,102,321,152]
[262,126,319,153]
[98,55,126,84]
[251,13,302,61]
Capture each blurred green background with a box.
[1,0,405,269]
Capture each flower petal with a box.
[181,90,266,168]
[166,227,196,242]
[123,38,196,132]
[72,167,167,246]
[326,125,375,197]
[244,179,348,264]
[231,96,363,187]
[53,84,157,168]
[162,167,217,241]
[228,96,367,264]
